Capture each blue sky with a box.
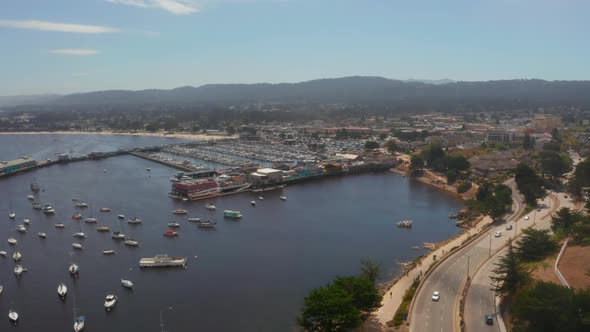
[0,0,589,95]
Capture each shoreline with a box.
[0,130,235,141]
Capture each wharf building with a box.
[0,157,37,176]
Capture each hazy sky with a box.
[1,0,589,95]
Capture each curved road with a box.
[464,192,569,331]
[409,179,524,332]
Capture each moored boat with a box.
[23,218,30,225]
[9,212,16,219]
[69,263,79,275]
[163,230,178,237]
[172,208,188,215]
[250,200,256,206]
[16,225,27,233]
[100,208,111,212]
[121,279,133,289]
[38,232,47,238]
[280,196,287,201]
[55,223,65,228]
[223,210,242,219]
[14,265,25,278]
[196,220,217,228]
[8,237,17,245]
[43,205,56,214]
[187,217,201,222]
[73,232,86,238]
[13,251,21,262]
[111,231,125,240]
[74,315,85,332]
[8,309,18,324]
[103,250,116,255]
[0,251,6,256]
[167,222,180,228]
[84,217,97,223]
[58,283,68,298]
[127,217,142,224]
[72,243,83,250]
[206,203,216,210]
[96,226,110,232]
[71,213,82,220]
[75,202,88,208]
[104,294,117,310]
[27,195,34,200]
[124,239,139,247]
[117,214,125,220]
[32,202,42,210]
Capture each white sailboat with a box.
[14,265,25,278]
[8,309,18,324]
[12,251,21,262]
[104,294,118,310]
[206,203,216,210]
[121,279,133,289]
[72,243,83,250]
[58,283,68,298]
[72,283,85,331]
[8,237,17,245]
[69,263,79,276]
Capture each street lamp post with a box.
[489,233,492,257]
[466,254,471,278]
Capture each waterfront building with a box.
[0,157,37,176]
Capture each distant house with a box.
[469,151,532,177]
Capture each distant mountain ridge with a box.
[4,76,590,106]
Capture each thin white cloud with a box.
[49,49,99,56]
[106,0,199,15]
[0,19,119,33]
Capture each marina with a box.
[0,134,462,331]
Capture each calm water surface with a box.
[0,134,463,331]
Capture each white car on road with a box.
[524,215,529,220]
[494,231,502,238]
[432,291,440,301]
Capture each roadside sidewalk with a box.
[375,215,493,328]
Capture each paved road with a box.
[410,179,525,332]
[464,192,571,331]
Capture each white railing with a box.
[555,239,570,288]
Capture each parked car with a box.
[524,215,529,220]
[432,291,440,301]
[494,231,502,238]
[485,314,494,325]
[506,225,513,230]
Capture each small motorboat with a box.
[163,230,178,237]
[13,251,22,262]
[100,208,111,212]
[8,309,18,324]
[58,283,68,298]
[73,232,86,238]
[146,167,151,171]
[250,201,256,206]
[124,239,139,247]
[8,237,17,245]
[74,315,85,332]
[0,285,2,295]
[187,217,201,222]
[23,218,30,225]
[104,294,118,310]
[96,226,110,232]
[111,232,126,240]
[84,217,97,223]
[258,196,264,200]
[206,203,216,210]
[121,279,133,289]
[103,250,115,255]
[167,222,180,228]
[42,205,55,214]
[69,263,79,275]
[14,265,25,278]
[55,223,65,228]
[71,213,82,220]
[196,220,217,228]
[16,225,27,233]
[9,212,16,219]
[32,203,42,210]
[72,243,83,250]
[127,217,142,225]
[117,214,125,220]
[38,232,47,238]
[75,202,88,208]
[27,195,34,200]
[0,251,6,257]
[280,196,287,201]
[172,209,188,215]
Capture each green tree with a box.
[550,207,584,232]
[515,228,558,262]
[447,153,470,172]
[383,140,398,153]
[409,155,424,173]
[568,159,590,197]
[490,241,527,294]
[364,141,380,151]
[359,259,381,283]
[542,142,561,152]
[298,284,361,332]
[539,150,570,179]
[523,132,534,149]
[515,163,545,206]
[333,276,382,313]
[512,281,589,332]
[457,181,472,194]
[421,143,446,171]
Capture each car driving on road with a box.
[494,231,502,237]
[432,291,440,301]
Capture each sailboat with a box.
[121,279,133,289]
[12,250,21,262]
[9,210,16,220]
[14,265,25,278]
[72,283,85,331]
[58,283,68,299]
[8,308,18,324]
[30,179,40,192]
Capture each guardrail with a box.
[555,239,570,288]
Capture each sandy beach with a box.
[0,130,236,140]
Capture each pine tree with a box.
[490,241,526,294]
